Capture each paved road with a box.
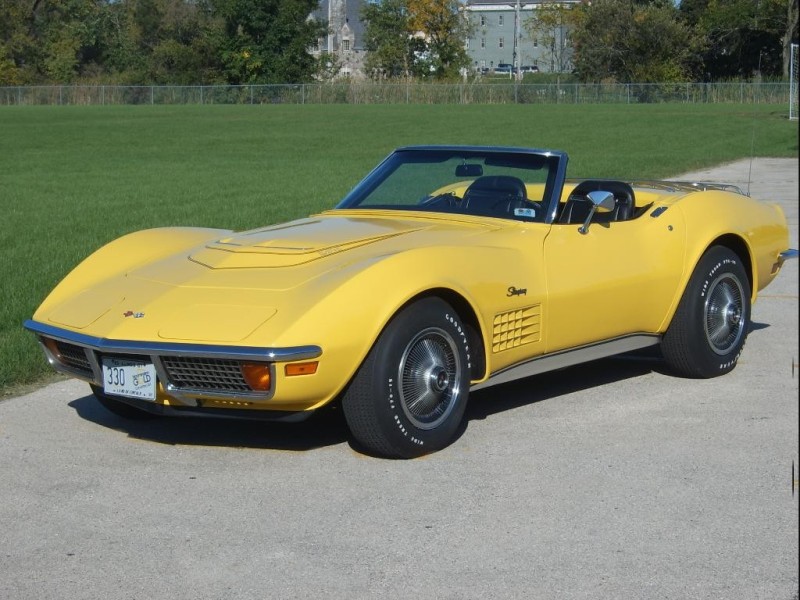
[2,159,797,600]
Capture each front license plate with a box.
[102,358,157,401]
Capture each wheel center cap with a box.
[726,305,741,327]
[429,367,450,393]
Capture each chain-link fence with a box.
[0,82,792,106]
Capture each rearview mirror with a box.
[455,164,483,177]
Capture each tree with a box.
[0,0,36,84]
[362,0,423,79]
[571,0,700,83]
[783,0,798,78]
[406,0,472,79]
[682,0,790,79]
[524,0,578,74]
[215,0,326,83]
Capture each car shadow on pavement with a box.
[466,354,660,422]
[69,394,351,452]
[70,353,659,456]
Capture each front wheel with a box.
[661,246,751,378]
[342,297,472,458]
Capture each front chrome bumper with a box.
[24,319,322,405]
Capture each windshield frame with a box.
[335,146,568,225]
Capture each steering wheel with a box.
[418,192,460,209]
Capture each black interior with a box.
[558,180,636,225]
[461,175,539,220]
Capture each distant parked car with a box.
[520,65,540,74]
[494,63,513,74]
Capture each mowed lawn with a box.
[1,103,797,392]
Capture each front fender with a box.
[261,242,536,403]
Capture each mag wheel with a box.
[91,385,158,420]
[342,297,471,458]
[662,246,751,378]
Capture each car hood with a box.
[190,213,435,269]
[42,211,504,343]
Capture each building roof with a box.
[312,0,367,51]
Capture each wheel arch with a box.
[703,233,755,299]
[393,288,487,382]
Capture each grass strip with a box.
[1,104,797,391]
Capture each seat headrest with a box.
[465,175,527,199]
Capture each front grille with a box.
[161,356,251,393]
[53,340,93,377]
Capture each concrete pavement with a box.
[1,159,797,600]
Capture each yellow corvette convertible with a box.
[25,146,795,458]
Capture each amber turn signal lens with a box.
[284,362,318,376]
[241,363,271,391]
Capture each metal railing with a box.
[0,82,792,106]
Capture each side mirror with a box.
[578,190,616,234]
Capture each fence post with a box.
[150,86,154,105]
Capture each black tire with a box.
[342,297,471,458]
[91,385,158,420]
[661,246,751,378]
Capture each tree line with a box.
[1,0,797,87]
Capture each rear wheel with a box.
[342,297,471,458]
[662,246,750,378]
[91,385,158,420]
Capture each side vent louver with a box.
[492,305,541,353]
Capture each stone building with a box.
[310,0,368,79]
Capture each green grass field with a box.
[1,103,797,393]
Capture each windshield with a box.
[337,147,563,224]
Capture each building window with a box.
[342,39,350,52]
[480,15,486,27]
[499,15,504,26]
[499,37,504,49]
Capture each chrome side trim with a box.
[631,180,747,195]
[471,334,661,392]
[24,320,321,362]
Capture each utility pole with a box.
[327,0,333,53]
[513,0,521,80]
